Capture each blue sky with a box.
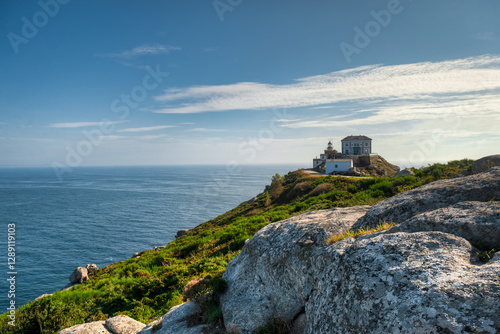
[1,0,499,171]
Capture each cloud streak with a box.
[97,44,181,58]
[117,125,176,133]
[49,121,129,128]
[187,128,228,132]
[148,55,500,124]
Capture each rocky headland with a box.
[53,162,499,334]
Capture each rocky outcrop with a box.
[307,231,500,334]
[389,201,500,250]
[394,168,414,176]
[176,229,189,238]
[58,315,145,334]
[105,315,146,334]
[472,154,500,174]
[58,320,109,334]
[352,166,500,231]
[221,206,370,333]
[221,167,500,333]
[137,302,207,334]
[69,267,88,284]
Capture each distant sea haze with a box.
[0,164,302,310]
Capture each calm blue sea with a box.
[0,164,302,311]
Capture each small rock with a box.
[34,293,52,301]
[153,245,167,252]
[69,267,88,284]
[394,168,414,176]
[459,168,472,177]
[247,197,258,204]
[57,320,110,334]
[137,302,208,334]
[86,264,98,276]
[105,315,146,334]
[176,229,189,238]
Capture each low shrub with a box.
[327,222,395,245]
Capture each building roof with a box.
[341,135,372,141]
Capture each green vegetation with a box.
[326,221,395,245]
[0,159,473,333]
[477,249,496,263]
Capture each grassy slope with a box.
[0,159,474,333]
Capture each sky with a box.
[1,0,499,172]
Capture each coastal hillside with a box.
[0,159,482,333]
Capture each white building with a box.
[341,135,372,155]
[325,159,353,174]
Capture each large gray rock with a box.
[58,321,110,334]
[389,201,500,250]
[352,166,500,231]
[472,154,500,174]
[69,266,88,284]
[137,302,207,334]
[307,231,500,334]
[221,206,371,333]
[105,315,145,334]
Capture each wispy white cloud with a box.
[49,121,129,128]
[97,44,181,58]
[179,122,195,125]
[471,32,496,41]
[103,134,171,141]
[187,128,228,132]
[116,125,176,133]
[149,55,500,116]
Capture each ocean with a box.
[0,164,302,311]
